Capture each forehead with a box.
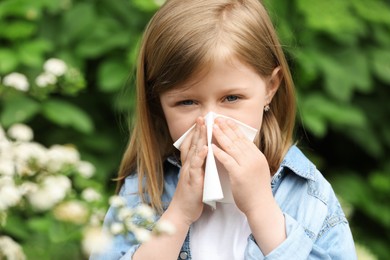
[164,50,257,90]
[161,55,265,97]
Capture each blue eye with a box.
[180,100,194,106]
[225,95,238,102]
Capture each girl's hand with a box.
[212,118,286,254]
[169,117,208,226]
[211,118,273,216]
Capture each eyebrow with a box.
[170,85,251,94]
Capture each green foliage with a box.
[0,0,389,258]
[265,0,390,258]
[41,99,94,134]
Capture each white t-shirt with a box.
[190,203,251,260]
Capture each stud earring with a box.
[264,105,270,112]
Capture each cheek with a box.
[166,118,195,142]
[248,113,263,132]
[239,110,264,132]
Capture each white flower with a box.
[0,136,11,154]
[35,72,57,87]
[109,195,126,208]
[77,161,95,178]
[82,226,112,255]
[89,210,105,226]
[43,175,71,193]
[53,201,89,224]
[0,183,21,210]
[0,158,15,176]
[18,181,38,196]
[27,188,57,211]
[133,227,151,243]
[47,145,80,172]
[0,235,26,260]
[110,222,124,235]
[81,188,102,202]
[117,207,133,221]
[13,142,48,176]
[2,72,29,92]
[154,219,176,235]
[0,176,13,186]
[135,204,155,219]
[7,124,33,142]
[44,58,68,77]
[27,175,71,211]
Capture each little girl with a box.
[92,0,357,259]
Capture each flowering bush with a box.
[0,123,175,259]
[0,58,85,99]
[0,122,105,259]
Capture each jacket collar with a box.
[278,145,316,181]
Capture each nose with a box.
[201,103,220,117]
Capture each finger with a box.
[186,123,200,161]
[215,118,246,143]
[212,123,241,157]
[196,117,207,152]
[188,144,208,184]
[181,117,204,162]
[211,143,237,171]
[180,127,195,162]
[214,118,251,154]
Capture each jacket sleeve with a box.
[244,213,357,260]
[89,175,142,260]
[245,213,314,259]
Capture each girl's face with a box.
[159,55,280,143]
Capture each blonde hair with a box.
[117,0,296,212]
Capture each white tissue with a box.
[173,112,258,209]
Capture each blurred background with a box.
[0,0,389,259]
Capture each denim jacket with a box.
[90,145,357,260]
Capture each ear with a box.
[265,66,282,104]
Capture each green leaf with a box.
[332,173,370,207]
[370,48,390,84]
[75,18,130,58]
[315,50,371,101]
[17,39,53,67]
[0,48,19,73]
[296,0,365,39]
[62,2,96,43]
[325,105,366,129]
[127,34,142,67]
[0,21,36,40]
[98,59,129,92]
[132,0,161,11]
[300,94,328,137]
[369,171,390,195]
[2,213,31,240]
[48,221,82,243]
[27,217,51,232]
[294,48,320,87]
[0,0,37,19]
[352,0,390,25]
[0,95,40,127]
[300,94,367,137]
[299,108,327,137]
[372,26,390,46]
[41,99,94,134]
